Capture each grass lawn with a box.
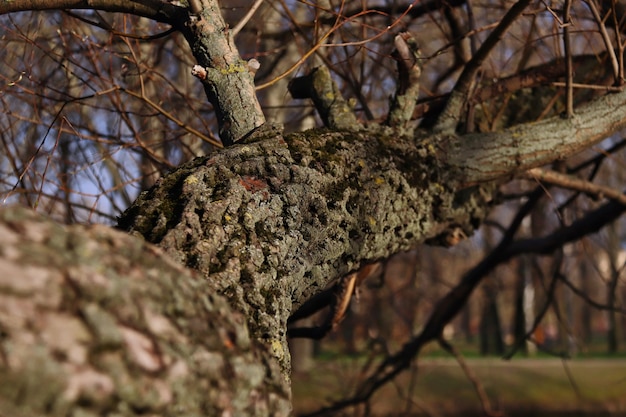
[292,357,626,416]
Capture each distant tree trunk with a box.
[339,307,359,354]
[562,274,576,355]
[371,277,394,344]
[460,304,474,343]
[479,226,504,356]
[608,291,621,354]
[622,286,626,350]
[572,240,593,347]
[289,318,315,372]
[479,282,504,356]
[607,223,621,353]
[513,256,529,355]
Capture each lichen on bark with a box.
[0,207,290,417]
[118,124,496,377]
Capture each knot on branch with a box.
[388,32,422,129]
[288,66,361,131]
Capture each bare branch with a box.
[563,0,574,117]
[504,259,561,359]
[0,0,186,24]
[178,0,265,144]
[434,0,533,133]
[522,168,626,205]
[551,82,624,91]
[584,0,620,80]
[309,189,626,415]
[232,0,265,37]
[443,86,626,186]
[288,66,360,130]
[388,32,422,129]
[439,338,502,417]
[121,87,222,148]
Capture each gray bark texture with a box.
[0,207,290,417]
[117,123,496,372]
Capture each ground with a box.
[292,357,626,416]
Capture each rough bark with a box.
[117,123,496,376]
[0,207,290,417]
[179,0,265,144]
[443,85,626,186]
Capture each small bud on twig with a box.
[191,65,207,80]
[247,59,260,76]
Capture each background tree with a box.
[2,0,626,415]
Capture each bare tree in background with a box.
[1,0,626,415]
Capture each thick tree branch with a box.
[182,0,265,145]
[0,207,291,417]
[563,0,574,117]
[118,124,496,372]
[442,86,626,186]
[118,80,626,369]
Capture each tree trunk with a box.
[513,256,529,355]
[0,207,291,417]
[579,254,593,346]
[479,283,504,356]
[288,318,315,372]
[607,223,620,354]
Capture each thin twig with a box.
[439,338,502,417]
[551,81,624,91]
[63,10,177,40]
[434,0,533,133]
[563,0,574,117]
[307,193,626,416]
[584,0,619,81]
[232,0,265,37]
[562,359,583,398]
[122,88,222,147]
[256,0,417,90]
[522,168,626,205]
[255,5,340,91]
[467,0,479,55]
[560,274,626,313]
[611,0,625,83]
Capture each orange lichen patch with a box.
[222,337,235,350]
[239,176,268,193]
